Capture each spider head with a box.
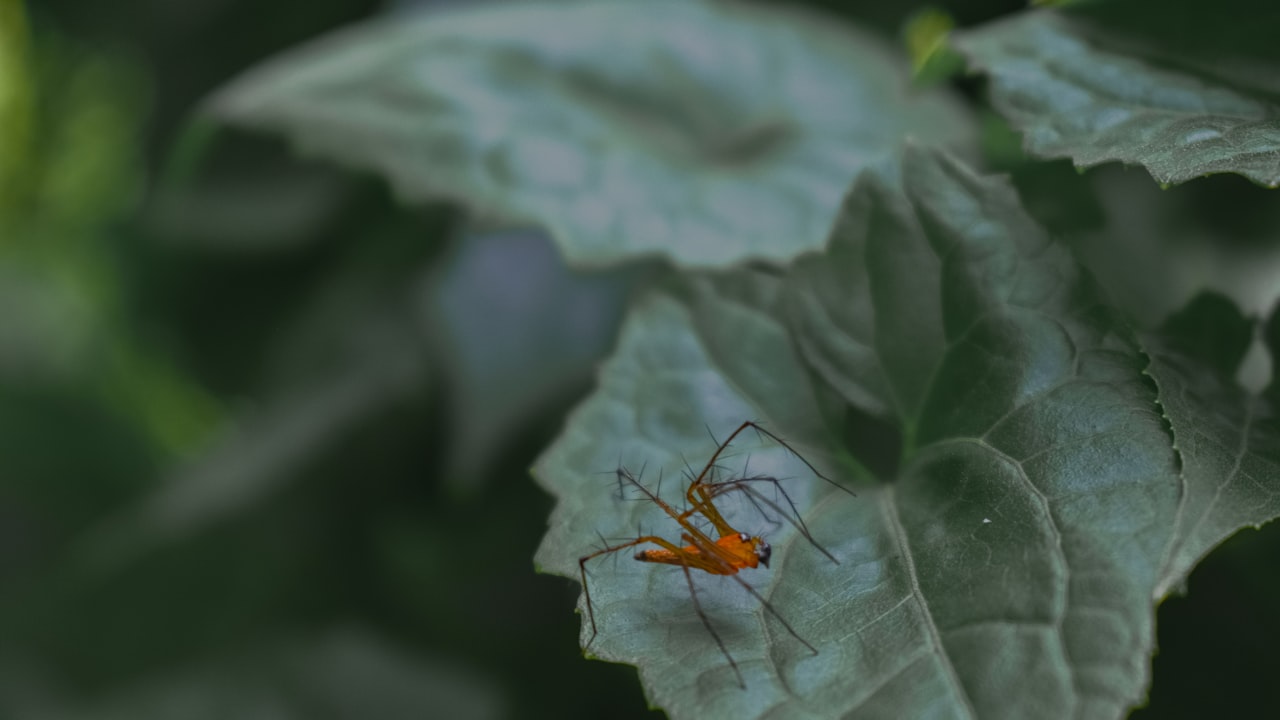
[754,536,772,568]
[725,532,773,569]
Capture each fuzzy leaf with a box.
[432,230,637,493]
[207,0,972,267]
[955,1,1280,187]
[535,148,1184,718]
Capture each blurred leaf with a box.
[1066,167,1280,328]
[148,164,356,252]
[955,0,1280,186]
[0,0,33,224]
[0,628,503,720]
[0,257,98,380]
[431,229,641,493]
[1145,293,1280,597]
[124,352,425,542]
[536,148,1187,718]
[1005,160,1108,238]
[0,26,148,234]
[0,26,219,458]
[1155,292,1255,379]
[902,7,964,87]
[83,229,438,555]
[207,0,974,267]
[33,54,147,227]
[978,109,1028,173]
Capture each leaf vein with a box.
[973,437,1078,717]
[1176,395,1258,565]
[880,488,978,720]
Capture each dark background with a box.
[3,0,1278,717]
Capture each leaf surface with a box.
[1145,294,1280,596]
[955,1,1280,186]
[535,148,1186,718]
[208,0,972,266]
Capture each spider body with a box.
[634,532,770,571]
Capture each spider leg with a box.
[615,465,717,541]
[680,561,746,689]
[683,421,804,535]
[726,572,818,656]
[672,530,817,654]
[577,534,719,648]
[741,421,856,498]
[710,478,840,564]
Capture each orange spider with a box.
[577,421,854,688]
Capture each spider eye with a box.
[738,532,750,542]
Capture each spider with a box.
[577,421,854,688]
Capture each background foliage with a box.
[2,0,1279,718]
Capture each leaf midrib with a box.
[880,486,978,720]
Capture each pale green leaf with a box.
[955,2,1280,186]
[207,0,973,267]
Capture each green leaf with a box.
[0,0,34,223]
[1146,294,1280,597]
[207,0,973,267]
[535,148,1184,718]
[902,8,965,88]
[955,1,1280,187]
[534,281,848,718]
